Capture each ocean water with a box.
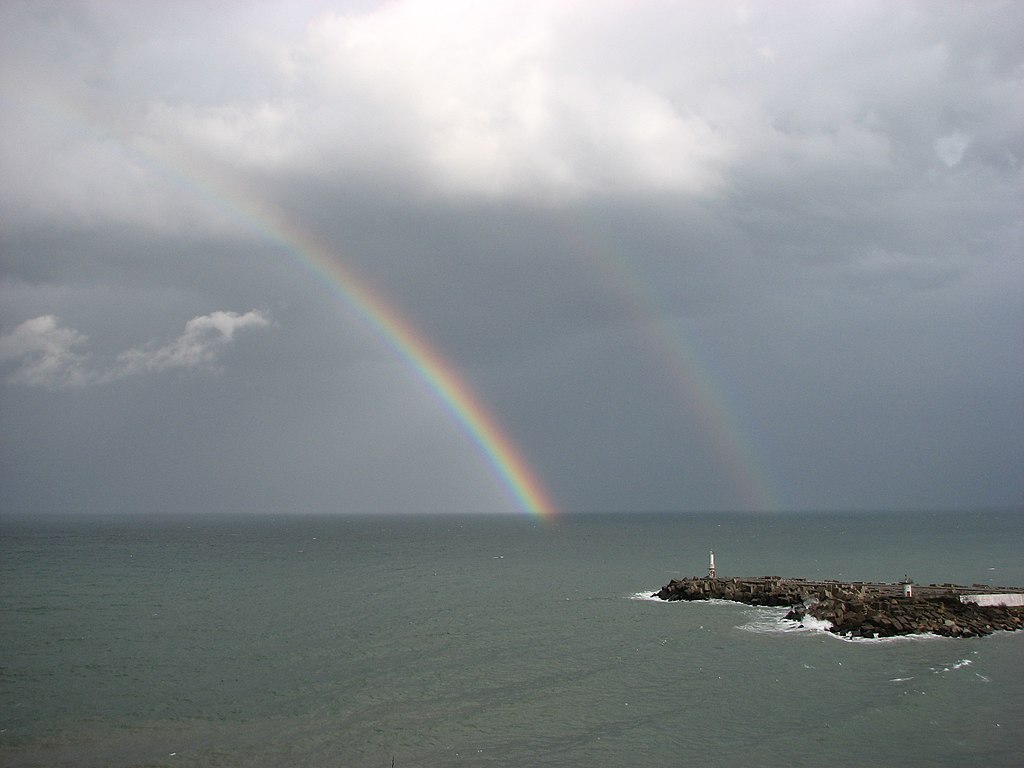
[1,510,1022,767]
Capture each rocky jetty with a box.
[655,576,1024,639]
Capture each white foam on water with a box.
[629,590,664,602]
[633,592,963,646]
[823,628,948,644]
[737,606,808,635]
[737,607,947,644]
[629,591,755,606]
[932,658,973,674]
[794,614,834,633]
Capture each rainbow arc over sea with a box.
[551,210,779,512]
[13,92,558,518]
[260,212,559,519]
[17,93,779,517]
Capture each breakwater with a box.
[654,576,1024,638]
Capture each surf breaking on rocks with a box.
[654,551,1024,639]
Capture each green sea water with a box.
[2,510,1022,767]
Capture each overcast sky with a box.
[1,0,1021,516]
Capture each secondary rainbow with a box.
[552,210,779,512]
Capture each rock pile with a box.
[655,577,823,606]
[654,576,1024,639]
[786,594,1023,639]
[655,576,860,607]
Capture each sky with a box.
[1,0,1021,516]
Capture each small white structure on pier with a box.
[708,550,716,579]
[901,575,913,597]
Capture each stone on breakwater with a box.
[786,594,1024,639]
[654,577,1024,639]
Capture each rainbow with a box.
[18,92,779,515]
[257,209,559,519]
[11,95,557,519]
[552,210,779,512]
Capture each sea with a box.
[1,510,1022,768]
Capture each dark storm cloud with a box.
[1,1,1021,514]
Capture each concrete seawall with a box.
[655,576,1024,639]
[962,593,1024,607]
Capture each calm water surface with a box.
[2,510,1022,767]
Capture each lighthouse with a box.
[708,550,716,579]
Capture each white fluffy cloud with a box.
[0,310,270,389]
[5,0,1019,219]
[0,315,94,389]
[137,0,1021,208]
[142,0,737,201]
[934,131,971,167]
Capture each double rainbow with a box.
[17,93,780,517]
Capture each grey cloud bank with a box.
[1,0,1021,515]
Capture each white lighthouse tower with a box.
[708,550,716,579]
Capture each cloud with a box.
[934,131,971,167]
[128,0,1021,213]
[6,0,1021,223]
[0,310,270,390]
[0,1,1021,514]
[141,0,735,201]
[0,315,94,389]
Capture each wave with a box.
[737,606,946,643]
[931,657,974,674]
[631,591,777,608]
[630,589,764,607]
[631,591,954,644]
[626,593,765,610]
[629,590,663,602]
